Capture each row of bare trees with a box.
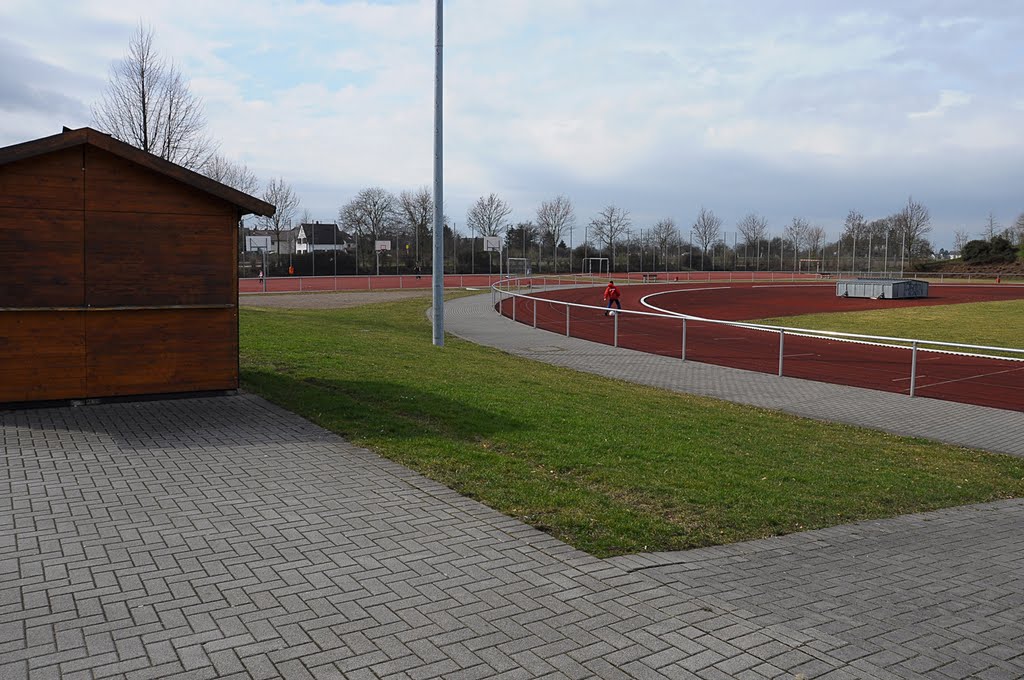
[333,183,946,274]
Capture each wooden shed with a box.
[0,126,274,404]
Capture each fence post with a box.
[565,305,570,337]
[533,300,537,328]
[778,330,785,377]
[681,317,687,361]
[910,341,918,397]
[614,313,618,347]
[512,296,516,322]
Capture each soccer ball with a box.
[609,310,618,316]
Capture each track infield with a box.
[499,282,1024,412]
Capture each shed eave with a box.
[0,126,275,218]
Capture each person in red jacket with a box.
[603,280,622,315]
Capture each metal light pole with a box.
[431,0,444,346]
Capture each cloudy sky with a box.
[3,0,1023,249]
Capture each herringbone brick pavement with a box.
[2,395,1022,679]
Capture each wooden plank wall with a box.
[0,149,87,402]
[82,148,239,397]
[84,147,236,307]
[0,148,84,307]
[87,309,237,395]
[0,312,86,402]
[0,144,240,403]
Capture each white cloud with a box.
[908,89,973,119]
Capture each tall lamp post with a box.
[431,0,444,346]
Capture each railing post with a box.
[681,317,687,361]
[512,296,516,322]
[533,300,537,328]
[910,341,918,397]
[613,313,618,347]
[778,330,785,377]
[565,305,570,336]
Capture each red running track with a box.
[499,283,1024,412]
[240,274,506,293]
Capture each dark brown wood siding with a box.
[85,211,235,307]
[0,311,86,402]
[83,147,235,307]
[86,308,237,396]
[0,148,84,307]
[0,142,241,403]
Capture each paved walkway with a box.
[0,295,1022,679]
[444,293,1024,457]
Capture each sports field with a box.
[239,292,1024,556]
[504,283,1024,411]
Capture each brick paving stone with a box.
[4,367,1024,680]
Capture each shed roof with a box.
[0,126,275,217]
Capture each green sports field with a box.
[240,294,1024,558]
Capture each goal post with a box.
[582,257,609,276]
[506,257,531,277]
[799,258,821,274]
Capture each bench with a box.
[641,273,658,283]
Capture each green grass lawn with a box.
[754,299,1024,354]
[240,297,1024,558]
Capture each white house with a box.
[295,222,354,254]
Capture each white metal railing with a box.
[490,277,1024,399]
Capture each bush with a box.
[962,237,1017,264]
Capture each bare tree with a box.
[1011,213,1024,247]
[736,213,768,246]
[807,225,827,260]
[784,217,811,270]
[466,193,513,237]
[204,155,259,195]
[260,179,300,253]
[398,187,434,265]
[842,209,866,237]
[650,218,677,271]
[691,207,722,270]
[982,211,1001,242]
[259,177,300,254]
[536,195,575,271]
[893,196,932,262]
[92,23,214,170]
[841,210,866,269]
[339,188,399,269]
[953,229,971,254]
[589,205,631,269]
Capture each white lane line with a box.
[751,284,834,288]
[913,364,1024,389]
